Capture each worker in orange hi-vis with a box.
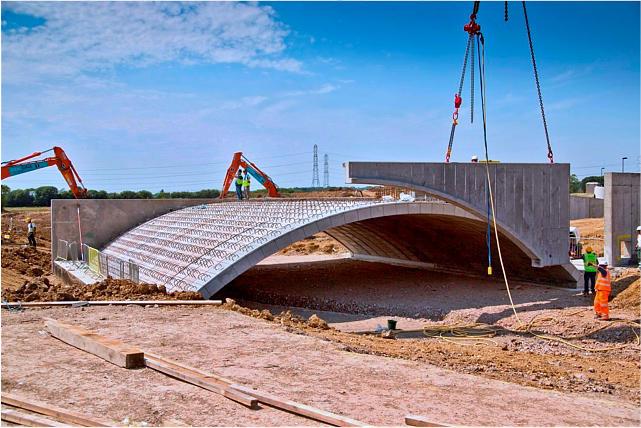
[593,261,611,321]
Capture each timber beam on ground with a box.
[144,353,258,409]
[405,414,450,427]
[1,393,113,426]
[1,407,67,427]
[42,318,367,426]
[45,318,145,368]
[2,300,221,308]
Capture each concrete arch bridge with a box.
[99,170,578,299]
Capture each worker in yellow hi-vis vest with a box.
[235,170,244,200]
[582,246,598,296]
[243,173,251,200]
[594,261,611,321]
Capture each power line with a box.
[79,161,314,179]
[323,154,329,187]
[76,151,313,172]
[10,170,314,188]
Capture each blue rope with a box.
[486,177,492,272]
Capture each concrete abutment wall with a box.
[570,195,604,220]
[51,199,217,259]
[604,172,641,266]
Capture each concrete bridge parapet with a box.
[346,162,572,269]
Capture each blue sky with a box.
[2,1,639,192]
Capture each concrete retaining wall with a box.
[570,195,604,219]
[51,199,217,259]
[346,162,570,268]
[604,172,641,266]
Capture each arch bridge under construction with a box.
[51,162,579,298]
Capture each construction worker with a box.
[582,246,598,296]
[26,218,37,247]
[243,173,251,200]
[594,261,611,321]
[235,170,244,200]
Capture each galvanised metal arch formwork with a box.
[103,199,391,297]
[102,198,578,299]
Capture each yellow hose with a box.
[416,315,641,352]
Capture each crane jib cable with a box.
[445,1,555,164]
[522,1,554,163]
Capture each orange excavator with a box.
[220,152,280,198]
[1,146,88,198]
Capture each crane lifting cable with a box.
[522,1,554,163]
[445,1,481,163]
[445,1,554,164]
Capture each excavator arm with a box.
[1,146,88,198]
[220,151,280,198]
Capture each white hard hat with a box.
[637,226,641,231]
[471,155,478,161]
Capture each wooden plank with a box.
[144,355,258,409]
[43,322,363,426]
[405,414,449,427]
[146,353,365,426]
[230,384,367,427]
[2,300,221,308]
[45,319,145,369]
[1,393,112,427]
[145,352,235,385]
[1,408,67,427]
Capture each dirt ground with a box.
[278,232,349,256]
[571,217,605,255]
[1,207,52,249]
[2,207,639,425]
[2,305,639,427]
[222,258,640,402]
[2,208,56,293]
[0,208,201,303]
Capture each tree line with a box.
[569,175,604,194]
[1,185,221,207]
[1,185,356,207]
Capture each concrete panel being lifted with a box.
[346,162,571,268]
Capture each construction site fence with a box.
[569,236,605,259]
[56,240,140,283]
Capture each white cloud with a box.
[283,83,339,97]
[2,1,302,83]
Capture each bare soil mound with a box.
[222,298,330,330]
[278,232,348,256]
[2,277,202,302]
[1,246,51,277]
[612,278,640,312]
